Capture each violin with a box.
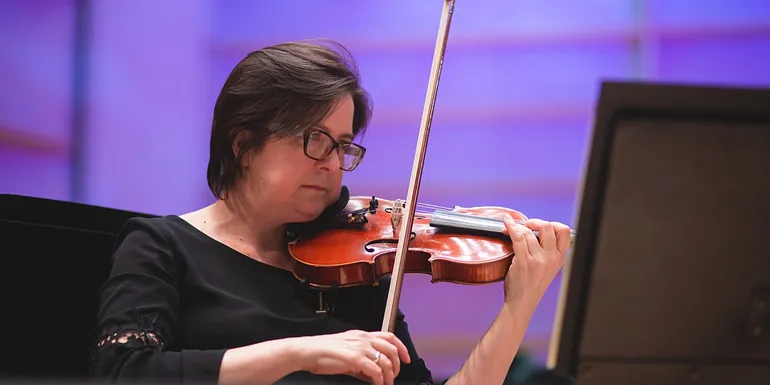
[288,0,577,332]
[290,196,576,288]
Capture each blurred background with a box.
[2,0,769,380]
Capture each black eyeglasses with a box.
[302,128,366,171]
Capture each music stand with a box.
[546,81,770,385]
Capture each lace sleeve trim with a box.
[90,330,166,375]
[91,330,166,372]
[96,331,165,350]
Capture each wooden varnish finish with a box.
[288,196,528,289]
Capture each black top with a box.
[90,215,436,385]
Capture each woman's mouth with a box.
[302,185,327,192]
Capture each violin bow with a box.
[381,0,456,333]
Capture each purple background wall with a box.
[2,0,769,378]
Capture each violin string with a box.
[379,200,522,224]
[415,202,504,216]
[381,201,573,236]
[410,202,527,225]
[414,202,450,210]
[413,202,495,217]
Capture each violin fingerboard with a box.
[429,209,506,234]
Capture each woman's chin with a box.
[292,204,327,223]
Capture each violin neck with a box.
[430,210,577,248]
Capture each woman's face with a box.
[241,94,358,224]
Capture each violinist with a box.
[90,40,572,385]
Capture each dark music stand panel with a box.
[0,194,155,380]
[547,81,770,385]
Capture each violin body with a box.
[289,196,530,289]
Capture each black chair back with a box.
[0,194,154,380]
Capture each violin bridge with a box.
[390,199,406,236]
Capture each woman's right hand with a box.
[294,330,411,385]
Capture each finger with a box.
[374,351,395,385]
[552,222,572,254]
[357,356,384,385]
[526,219,556,251]
[370,338,400,378]
[371,332,411,364]
[510,216,540,255]
[504,215,530,258]
[520,224,540,255]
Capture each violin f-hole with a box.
[363,232,417,252]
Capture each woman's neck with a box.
[207,189,293,270]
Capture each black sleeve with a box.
[372,277,437,385]
[90,218,226,384]
[392,307,440,385]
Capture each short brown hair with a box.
[206,40,372,199]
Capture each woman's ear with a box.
[231,130,253,167]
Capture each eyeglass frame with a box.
[301,127,367,171]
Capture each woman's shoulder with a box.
[108,215,222,277]
[118,215,193,238]
[114,215,205,253]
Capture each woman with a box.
[90,40,572,385]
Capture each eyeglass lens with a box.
[304,129,364,170]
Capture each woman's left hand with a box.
[501,216,572,311]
